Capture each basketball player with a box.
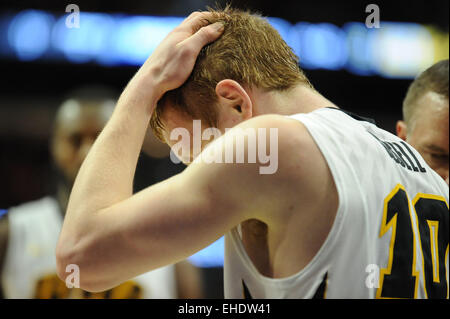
[396,60,449,185]
[56,8,449,298]
[0,91,195,298]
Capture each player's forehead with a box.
[416,91,448,115]
[412,92,448,126]
[412,113,449,153]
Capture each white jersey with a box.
[2,196,177,299]
[224,108,449,299]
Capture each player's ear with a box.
[396,120,407,141]
[215,79,252,121]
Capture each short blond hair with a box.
[150,5,312,140]
[403,59,449,127]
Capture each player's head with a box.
[396,59,449,184]
[150,6,312,153]
[51,87,115,183]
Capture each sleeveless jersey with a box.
[2,196,177,299]
[224,108,449,299]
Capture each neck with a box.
[253,84,339,116]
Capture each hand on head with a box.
[142,12,225,101]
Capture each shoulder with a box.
[0,196,57,243]
[229,113,326,178]
[200,113,318,168]
[1,197,61,244]
[185,113,330,220]
[234,113,310,141]
[7,196,58,219]
[188,113,316,179]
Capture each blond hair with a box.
[150,5,312,140]
[403,59,449,127]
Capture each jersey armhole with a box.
[227,113,348,289]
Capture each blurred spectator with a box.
[0,87,202,298]
[396,59,449,185]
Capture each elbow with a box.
[55,238,82,288]
[55,235,109,293]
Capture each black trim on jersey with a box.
[400,141,427,173]
[369,132,427,173]
[312,272,328,299]
[242,280,253,299]
[326,107,377,125]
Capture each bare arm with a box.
[56,12,229,291]
[57,104,312,292]
[56,11,322,292]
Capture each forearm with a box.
[56,13,226,291]
[64,71,159,236]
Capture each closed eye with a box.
[430,153,448,161]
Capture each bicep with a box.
[72,114,313,290]
[117,171,240,268]
[82,165,244,289]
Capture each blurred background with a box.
[0,0,448,298]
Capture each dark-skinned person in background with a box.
[0,87,202,299]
